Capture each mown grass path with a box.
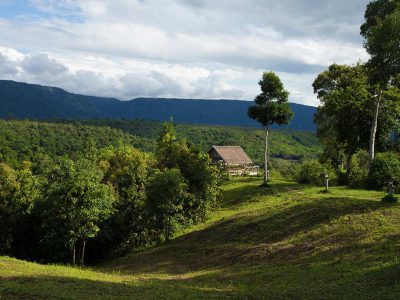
[1,178,400,299]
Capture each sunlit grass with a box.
[2,177,400,299]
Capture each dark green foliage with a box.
[38,158,115,264]
[69,119,321,163]
[369,152,400,191]
[0,120,222,264]
[0,163,40,256]
[0,119,134,167]
[248,72,293,128]
[146,169,188,242]
[156,122,221,223]
[89,146,150,261]
[313,64,373,176]
[269,158,300,180]
[297,159,336,186]
[313,63,400,178]
[0,119,320,170]
[360,0,400,163]
[348,150,370,188]
[361,0,400,83]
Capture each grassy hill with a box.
[2,177,400,299]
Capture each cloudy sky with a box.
[0,0,370,106]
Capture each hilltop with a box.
[0,80,317,131]
[1,177,400,299]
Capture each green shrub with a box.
[349,150,369,188]
[270,158,300,180]
[297,159,336,186]
[369,152,400,191]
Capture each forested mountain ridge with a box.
[0,80,317,130]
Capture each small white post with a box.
[388,181,394,196]
[325,174,329,192]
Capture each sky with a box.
[0,0,371,106]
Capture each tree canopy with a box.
[248,72,293,128]
[361,0,400,84]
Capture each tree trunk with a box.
[346,153,352,180]
[165,217,170,242]
[369,90,382,165]
[264,126,269,185]
[72,243,76,266]
[81,239,86,266]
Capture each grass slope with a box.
[2,178,400,299]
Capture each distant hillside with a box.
[0,119,320,167]
[0,80,317,131]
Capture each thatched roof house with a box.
[208,146,259,176]
[208,146,253,165]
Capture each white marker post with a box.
[325,174,329,192]
[388,180,394,196]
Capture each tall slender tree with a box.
[248,72,293,185]
[361,0,400,163]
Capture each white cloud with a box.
[0,0,372,105]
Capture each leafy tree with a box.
[248,72,293,184]
[361,0,400,162]
[0,163,19,254]
[146,169,187,242]
[313,64,372,177]
[39,158,114,264]
[314,63,400,178]
[156,121,221,222]
[91,145,150,261]
[0,163,40,256]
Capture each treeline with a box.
[52,118,322,162]
[0,122,220,264]
[297,0,400,199]
[0,119,154,167]
[0,119,320,170]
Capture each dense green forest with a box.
[0,119,320,168]
[0,119,153,167]
[54,119,321,161]
[0,121,220,264]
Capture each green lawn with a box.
[1,178,400,299]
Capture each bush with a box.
[349,150,369,188]
[297,159,336,186]
[269,158,300,180]
[369,152,400,191]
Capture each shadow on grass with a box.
[108,194,388,276]
[0,273,236,300]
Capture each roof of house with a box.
[208,146,253,165]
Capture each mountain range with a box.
[0,80,317,131]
